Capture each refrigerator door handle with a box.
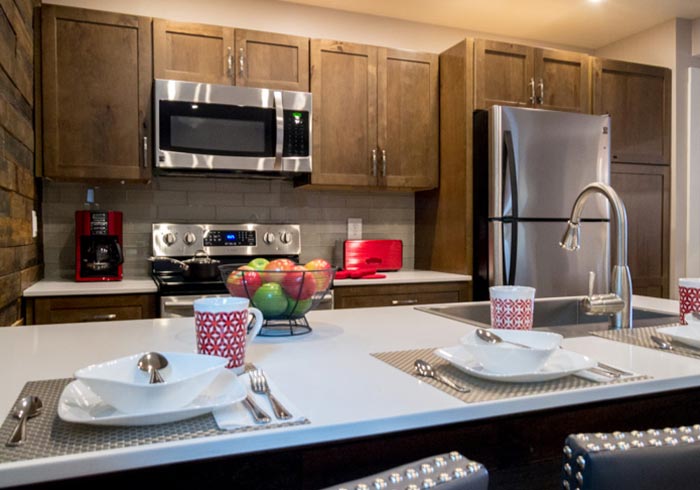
[503,131,518,285]
[490,219,504,287]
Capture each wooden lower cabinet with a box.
[333,282,470,309]
[26,294,157,325]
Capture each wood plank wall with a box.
[0,0,41,326]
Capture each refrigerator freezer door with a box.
[489,106,611,220]
[493,220,610,297]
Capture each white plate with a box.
[58,370,246,426]
[434,345,596,382]
[656,325,700,349]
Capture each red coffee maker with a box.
[75,210,124,281]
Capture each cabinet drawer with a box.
[333,282,470,309]
[27,294,157,325]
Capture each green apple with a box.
[252,282,288,318]
[285,297,313,318]
[248,257,270,271]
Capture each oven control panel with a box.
[152,223,301,257]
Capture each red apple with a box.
[281,265,317,300]
[262,259,295,283]
[226,265,263,298]
[304,258,333,290]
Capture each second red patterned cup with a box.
[679,278,700,325]
[193,297,263,373]
[489,286,536,330]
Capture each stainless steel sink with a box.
[416,297,679,338]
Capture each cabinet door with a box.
[235,29,309,91]
[474,40,535,109]
[310,40,377,186]
[592,58,671,165]
[611,163,670,298]
[153,19,233,85]
[534,49,589,113]
[42,6,151,181]
[333,282,470,309]
[378,49,438,190]
[28,294,157,325]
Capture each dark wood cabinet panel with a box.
[310,40,378,187]
[592,58,671,165]
[41,5,152,181]
[611,163,670,298]
[535,49,589,113]
[378,48,438,190]
[334,282,471,309]
[153,19,233,85]
[235,29,309,91]
[474,39,534,109]
[26,294,157,325]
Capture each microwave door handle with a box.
[273,91,284,171]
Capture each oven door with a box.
[159,294,229,318]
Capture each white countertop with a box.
[333,270,471,286]
[23,278,158,297]
[0,295,692,487]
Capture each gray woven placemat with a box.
[592,324,700,360]
[0,378,309,464]
[372,348,651,404]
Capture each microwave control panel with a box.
[283,110,309,157]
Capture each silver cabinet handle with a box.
[371,148,378,176]
[392,299,418,305]
[537,78,544,104]
[142,136,148,168]
[84,314,117,322]
[239,47,246,79]
[381,149,387,177]
[227,46,233,78]
[528,77,536,104]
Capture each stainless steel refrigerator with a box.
[472,106,612,300]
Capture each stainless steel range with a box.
[151,223,328,318]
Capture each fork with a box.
[249,370,293,420]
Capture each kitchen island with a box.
[0,295,697,489]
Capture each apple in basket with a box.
[262,258,295,283]
[281,265,317,300]
[253,282,289,318]
[305,258,332,290]
[247,257,270,271]
[225,266,263,298]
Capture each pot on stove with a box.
[148,250,221,281]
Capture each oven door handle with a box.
[162,300,197,307]
[273,90,284,171]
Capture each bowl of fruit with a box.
[219,257,336,336]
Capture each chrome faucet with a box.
[559,182,632,329]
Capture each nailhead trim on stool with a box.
[319,452,489,490]
[561,424,700,490]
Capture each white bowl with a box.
[74,352,228,414]
[460,330,563,375]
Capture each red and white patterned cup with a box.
[193,297,263,373]
[489,286,536,330]
[679,278,700,325]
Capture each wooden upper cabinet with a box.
[310,40,378,187]
[474,39,535,109]
[535,49,589,113]
[153,19,234,85]
[235,29,309,91]
[41,5,152,181]
[592,58,671,164]
[378,48,438,189]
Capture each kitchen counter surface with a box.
[23,278,158,297]
[333,269,471,286]
[0,295,693,487]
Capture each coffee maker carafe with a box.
[75,210,123,281]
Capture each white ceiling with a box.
[279,0,700,50]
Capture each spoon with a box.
[6,396,43,447]
[138,352,169,384]
[414,359,470,393]
[651,335,700,358]
[475,328,531,349]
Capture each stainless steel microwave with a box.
[154,79,312,174]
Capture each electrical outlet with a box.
[31,210,38,238]
[347,218,362,239]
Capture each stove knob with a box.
[280,231,293,244]
[183,232,197,245]
[163,232,177,246]
[263,232,276,244]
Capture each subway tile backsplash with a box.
[42,177,415,278]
